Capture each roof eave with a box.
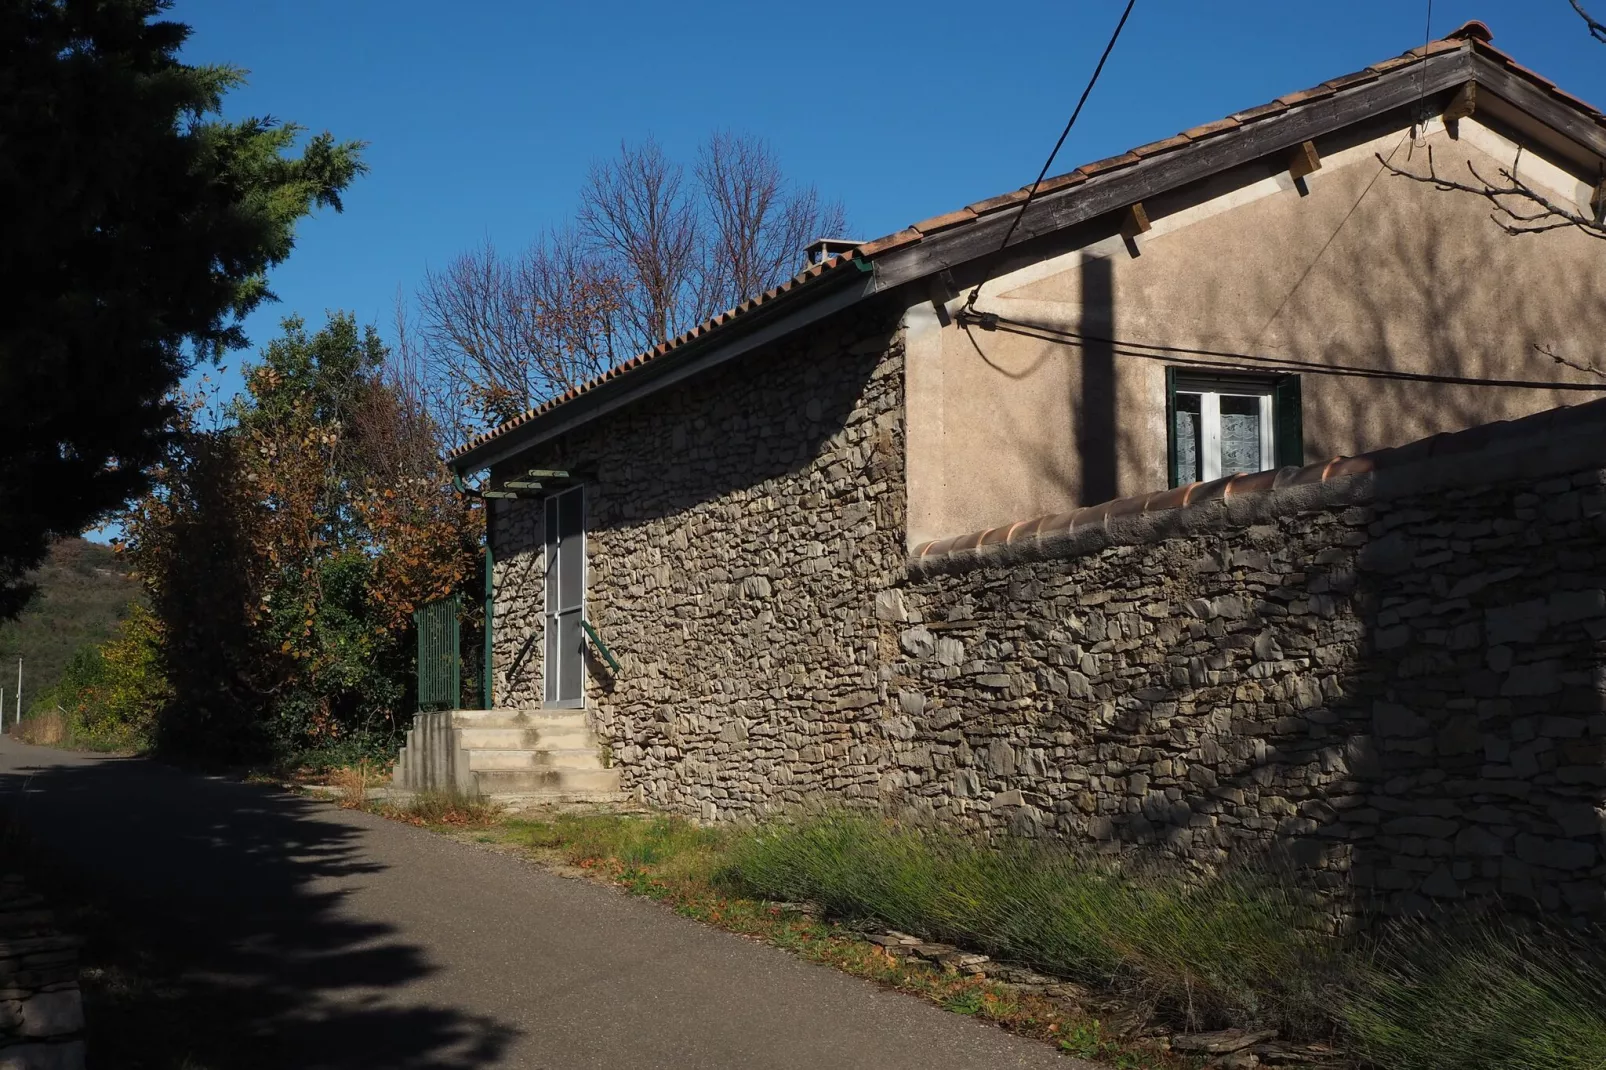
[865,46,1481,293]
[450,260,877,473]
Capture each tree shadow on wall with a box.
[0,753,517,1068]
[1074,467,1606,924]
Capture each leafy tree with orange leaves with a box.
[125,313,481,763]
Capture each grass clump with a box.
[380,788,501,828]
[508,812,728,885]
[1343,915,1606,1070]
[724,810,1331,1034]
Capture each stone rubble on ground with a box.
[853,921,1346,1068]
[0,876,85,1070]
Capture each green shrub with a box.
[31,602,170,751]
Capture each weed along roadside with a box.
[339,797,1606,1070]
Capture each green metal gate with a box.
[415,594,461,710]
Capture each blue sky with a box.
[175,0,1603,398]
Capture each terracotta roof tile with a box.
[1277,85,1336,106]
[1448,20,1494,42]
[1232,100,1289,123]
[964,188,1032,216]
[854,228,920,257]
[1180,116,1241,141]
[911,208,978,236]
[1130,133,1194,157]
[1078,152,1140,176]
[1033,170,1090,196]
[1406,38,1465,58]
[1321,69,1380,92]
[1366,55,1419,74]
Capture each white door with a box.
[542,486,585,708]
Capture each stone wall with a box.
[489,307,908,818]
[892,461,1606,921]
[0,874,85,1069]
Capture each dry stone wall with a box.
[893,468,1606,922]
[489,308,908,819]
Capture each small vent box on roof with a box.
[803,237,861,266]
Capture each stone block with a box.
[0,1041,86,1070]
[899,626,935,659]
[874,589,910,622]
[1502,661,1563,697]
[1485,600,1548,646]
[1373,703,1427,738]
[1358,532,1413,574]
[1515,833,1597,871]
[1436,714,1483,756]
[1454,826,1505,856]
[17,990,83,1038]
[1549,589,1606,626]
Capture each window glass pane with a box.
[556,610,584,703]
[544,616,558,704]
[557,491,584,610]
[1174,393,1202,484]
[1219,394,1263,476]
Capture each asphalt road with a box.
[0,738,1078,1070]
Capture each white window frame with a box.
[1173,374,1276,482]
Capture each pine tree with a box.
[0,0,366,617]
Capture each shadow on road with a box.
[0,749,518,1069]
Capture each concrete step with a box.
[455,726,593,751]
[473,767,621,795]
[447,709,589,731]
[465,747,605,772]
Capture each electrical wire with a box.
[962,310,1606,392]
[963,0,1139,314]
[1414,0,1436,141]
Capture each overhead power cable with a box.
[966,311,1606,392]
[963,0,1139,314]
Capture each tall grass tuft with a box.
[14,710,67,747]
[392,788,501,827]
[513,812,728,883]
[723,810,1335,1033]
[1343,914,1606,1070]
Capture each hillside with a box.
[0,538,143,716]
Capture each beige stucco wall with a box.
[906,118,1606,545]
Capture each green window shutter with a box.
[1274,374,1304,468]
[1165,366,1180,487]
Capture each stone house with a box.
[413,23,1606,917]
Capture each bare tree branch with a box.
[1536,342,1606,381]
[694,132,848,316]
[418,131,848,431]
[416,234,623,431]
[579,138,700,349]
[1378,145,1606,241]
[1574,0,1606,44]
